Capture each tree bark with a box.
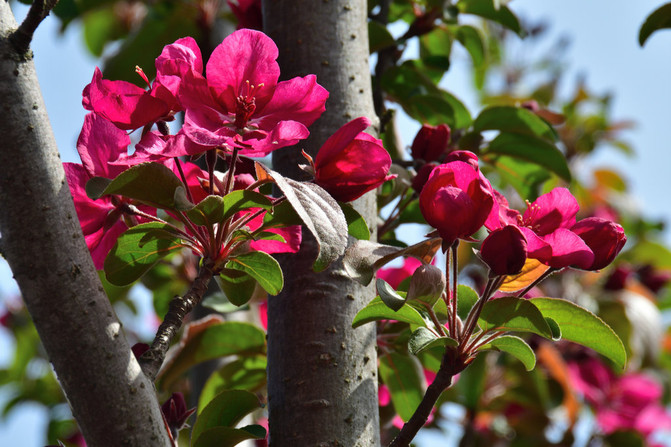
[0,3,170,446]
[263,1,380,445]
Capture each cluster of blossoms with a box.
[65,29,392,270]
[411,124,626,278]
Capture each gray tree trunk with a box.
[0,3,170,446]
[263,1,381,446]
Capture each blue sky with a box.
[2,1,671,445]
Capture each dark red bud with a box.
[411,124,450,163]
[481,225,528,276]
[637,265,671,294]
[604,265,632,291]
[571,217,626,270]
[131,343,150,359]
[161,392,196,437]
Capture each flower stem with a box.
[516,267,558,298]
[388,348,463,447]
[451,241,459,339]
[174,158,195,205]
[139,260,215,381]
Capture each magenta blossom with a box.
[568,357,671,440]
[64,114,155,269]
[481,225,528,276]
[487,187,593,269]
[419,161,495,246]
[83,37,202,131]
[180,29,329,157]
[312,117,394,202]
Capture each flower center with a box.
[520,201,542,232]
[234,80,263,129]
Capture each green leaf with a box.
[486,155,551,201]
[369,20,396,53]
[193,426,266,447]
[104,223,183,286]
[198,356,267,413]
[639,3,671,46]
[340,203,370,240]
[408,327,458,355]
[82,6,125,57]
[485,133,571,181]
[458,0,524,36]
[530,298,627,369]
[192,390,262,444]
[89,162,194,210]
[379,353,425,422]
[214,269,259,307]
[376,278,407,311]
[187,195,226,226]
[352,296,427,328]
[457,285,479,320]
[419,26,453,71]
[226,251,283,296]
[484,335,536,371]
[221,190,273,223]
[263,167,348,272]
[478,297,553,339]
[474,106,557,141]
[455,25,485,69]
[158,322,266,389]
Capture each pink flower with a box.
[571,217,626,270]
[180,29,329,157]
[568,358,671,440]
[64,114,154,269]
[419,161,495,246]
[83,37,202,131]
[411,124,450,163]
[487,187,593,269]
[313,117,393,202]
[481,225,528,276]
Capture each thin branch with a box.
[389,349,464,447]
[140,260,216,381]
[9,0,59,55]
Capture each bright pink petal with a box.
[523,187,579,235]
[378,258,422,289]
[154,37,204,110]
[183,107,237,147]
[237,120,310,157]
[89,221,127,270]
[84,67,170,130]
[206,29,279,112]
[258,75,329,129]
[77,113,131,178]
[542,228,594,269]
[250,225,302,254]
[315,117,371,166]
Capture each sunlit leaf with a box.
[474,106,557,141]
[352,296,427,328]
[104,223,183,286]
[408,327,457,355]
[340,203,370,240]
[478,297,553,338]
[198,356,267,413]
[480,335,536,371]
[192,389,263,444]
[530,298,627,369]
[499,258,550,292]
[485,133,571,181]
[458,0,524,36]
[226,251,283,296]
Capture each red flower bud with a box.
[419,161,495,245]
[161,392,197,438]
[314,117,394,202]
[411,124,450,163]
[571,217,626,270]
[481,225,528,276]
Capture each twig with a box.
[9,0,59,55]
[139,260,216,381]
[389,348,464,447]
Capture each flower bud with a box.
[407,264,446,307]
[161,392,197,438]
[411,162,438,194]
[411,124,450,163]
[314,117,394,202]
[419,161,495,245]
[571,217,626,270]
[481,225,528,276]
